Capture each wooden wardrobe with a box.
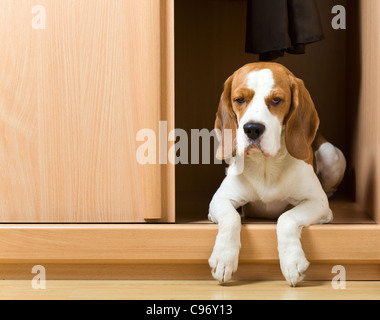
[0,0,379,280]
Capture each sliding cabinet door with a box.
[0,0,174,222]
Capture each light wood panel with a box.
[0,0,174,222]
[1,280,380,300]
[354,0,380,223]
[0,263,379,281]
[0,224,379,263]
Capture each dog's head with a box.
[215,62,319,162]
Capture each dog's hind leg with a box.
[313,133,346,198]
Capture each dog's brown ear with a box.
[285,76,319,161]
[215,74,238,160]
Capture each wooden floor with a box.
[0,280,379,300]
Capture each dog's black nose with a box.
[243,123,266,140]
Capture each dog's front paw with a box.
[208,241,239,283]
[279,250,310,287]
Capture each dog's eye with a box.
[234,98,246,105]
[271,98,282,106]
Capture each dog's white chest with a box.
[242,153,289,202]
[240,149,312,205]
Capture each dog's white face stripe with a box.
[237,69,283,157]
[246,68,274,95]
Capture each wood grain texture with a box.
[0,264,379,281]
[354,0,380,223]
[0,224,379,263]
[0,280,380,300]
[0,0,174,222]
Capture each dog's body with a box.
[208,62,346,286]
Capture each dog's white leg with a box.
[208,175,253,283]
[276,198,332,287]
[208,206,241,283]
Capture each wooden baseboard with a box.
[0,224,379,263]
[0,224,379,280]
[1,263,379,281]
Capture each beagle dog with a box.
[208,62,346,286]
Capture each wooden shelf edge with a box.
[0,263,379,281]
[0,224,378,264]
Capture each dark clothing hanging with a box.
[245,0,324,61]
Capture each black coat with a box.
[245,0,324,61]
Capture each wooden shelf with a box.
[0,223,378,280]
[176,197,375,224]
[0,223,378,263]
